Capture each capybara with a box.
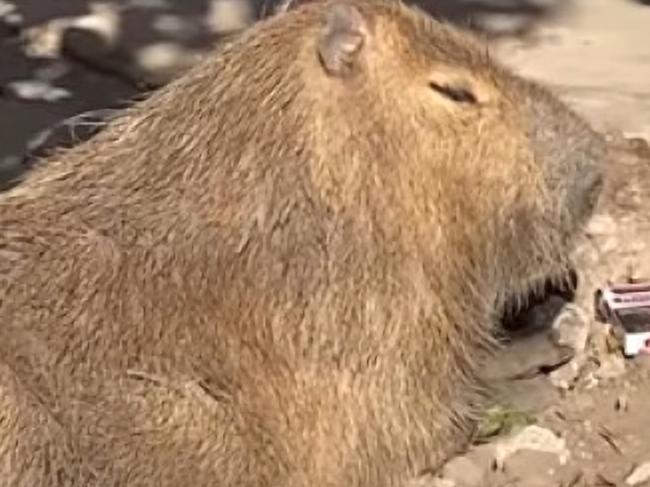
[0,0,605,485]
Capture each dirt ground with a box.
[2,1,650,486]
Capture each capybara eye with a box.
[429,81,478,104]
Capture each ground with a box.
[1,1,650,485]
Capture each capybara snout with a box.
[522,81,606,229]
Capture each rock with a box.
[206,0,253,35]
[430,479,455,487]
[22,19,70,58]
[588,322,620,359]
[135,42,201,85]
[493,425,570,471]
[4,80,72,102]
[70,2,121,46]
[136,42,185,71]
[595,354,627,381]
[22,2,120,59]
[551,303,591,354]
[496,449,564,487]
[626,461,650,485]
[582,371,600,390]
[432,480,455,487]
[584,212,620,238]
[549,354,586,390]
[463,444,497,474]
[440,455,484,487]
[3,11,20,26]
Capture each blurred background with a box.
[1,0,649,190]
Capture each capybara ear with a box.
[317,3,369,78]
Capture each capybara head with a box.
[259,0,605,307]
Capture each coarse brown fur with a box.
[0,1,605,486]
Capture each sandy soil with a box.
[495,0,650,139]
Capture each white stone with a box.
[206,0,253,34]
[626,461,650,485]
[440,456,484,487]
[6,80,71,102]
[494,425,570,470]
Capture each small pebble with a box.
[5,79,71,102]
[549,357,583,390]
[3,11,20,25]
[583,372,600,390]
[431,480,455,487]
[440,456,484,487]
[551,303,590,353]
[595,354,626,381]
[206,0,253,34]
[493,425,570,470]
[626,461,650,486]
[579,450,593,460]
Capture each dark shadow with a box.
[500,269,578,342]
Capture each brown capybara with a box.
[0,0,605,485]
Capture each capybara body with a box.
[0,1,605,486]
